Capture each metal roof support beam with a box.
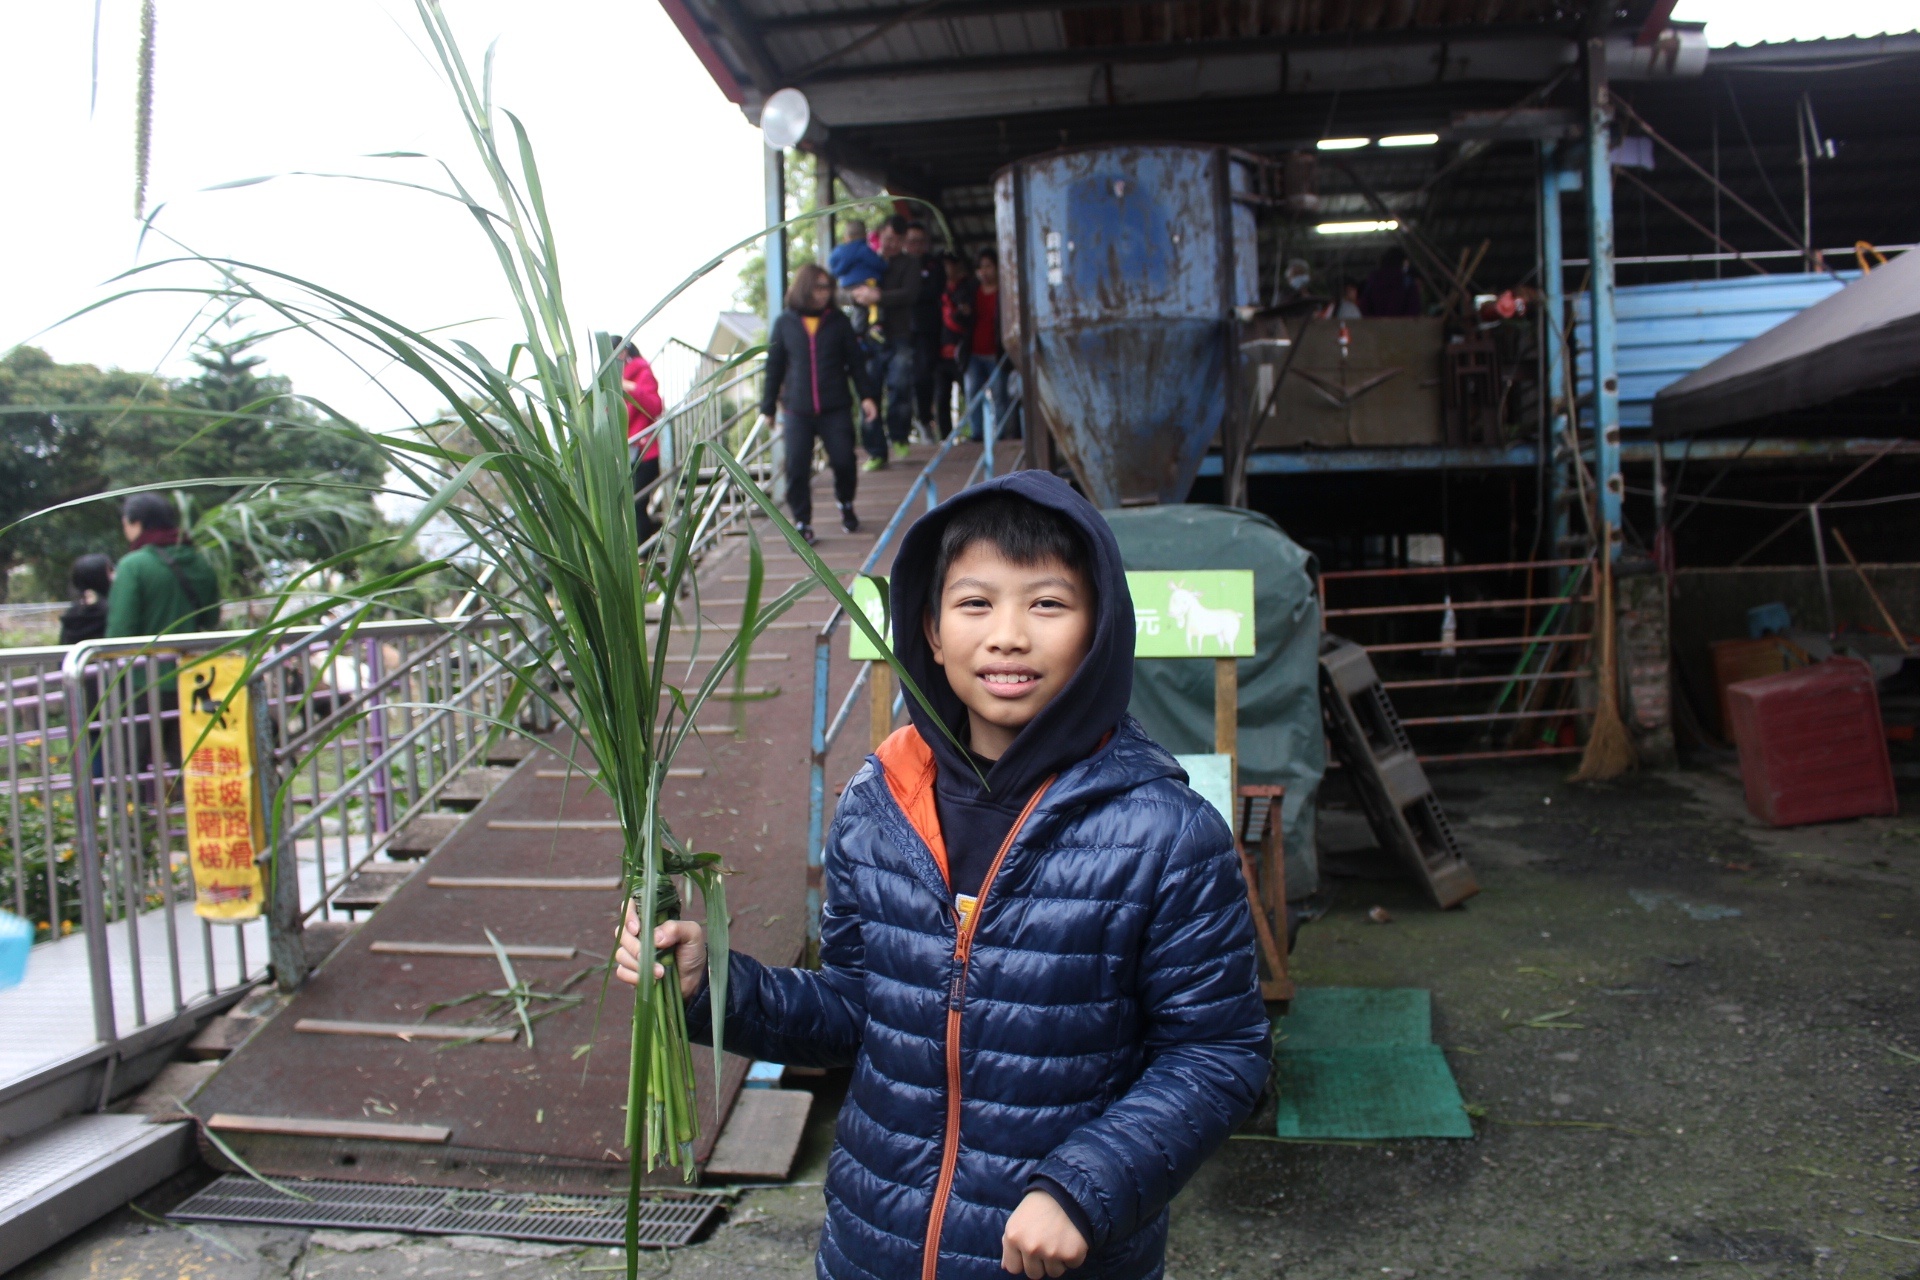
[766,145,787,330]
[795,26,1573,84]
[1584,35,1623,561]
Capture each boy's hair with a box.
[122,492,178,531]
[887,214,911,237]
[927,493,1092,620]
[841,219,867,240]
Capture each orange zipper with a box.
[920,777,1055,1280]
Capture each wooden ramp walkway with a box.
[186,442,998,1193]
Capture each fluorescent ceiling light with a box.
[1378,133,1440,148]
[1315,137,1370,151]
[1316,219,1399,235]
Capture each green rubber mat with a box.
[1271,988,1473,1140]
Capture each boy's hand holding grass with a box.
[1001,1191,1088,1277]
[616,907,706,1001]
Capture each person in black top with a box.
[849,216,922,467]
[909,228,947,441]
[59,554,114,646]
[760,263,881,544]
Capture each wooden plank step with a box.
[329,867,415,912]
[438,766,518,810]
[207,1113,452,1143]
[486,819,621,832]
[370,941,576,960]
[387,812,463,859]
[702,1089,813,1180]
[485,734,546,766]
[186,1014,260,1061]
[426,876,622,891]
[534,767,704,780]
[294,1019,515,1043]
[667,620,822,633]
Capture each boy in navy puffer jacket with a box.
[619,471,1271,1280]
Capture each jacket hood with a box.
[889,470,1135,831]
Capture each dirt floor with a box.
[16,759,1919,1279]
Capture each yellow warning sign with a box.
[179,656,266,921]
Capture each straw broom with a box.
[1549,318,1635,782]
[1572,518,1636,781]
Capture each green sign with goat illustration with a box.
[848,570,1255,659]
[1128,571,1255,657]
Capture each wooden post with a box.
[870,662,894,750]
[1214,657,1237,791]
[255,675,308,992]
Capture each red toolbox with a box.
[1727,658,1899,827]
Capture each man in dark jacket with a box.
[850,216,922,468]
[910,230,948,440]
[619,472,1271,1280]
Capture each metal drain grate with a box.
[170,1175,725,1247]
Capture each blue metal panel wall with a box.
[1574,272,1852,429]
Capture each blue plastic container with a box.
[1748,602,1792,638]
[0,911,32,990]
[995,144,1259,507]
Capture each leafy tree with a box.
[0,346,169,602]
[1,331,391,601]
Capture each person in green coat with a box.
[107,493,221,639]
[107,493,222,772]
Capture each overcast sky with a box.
[1,0,1910,438]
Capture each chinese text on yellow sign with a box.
[180,656,266,921]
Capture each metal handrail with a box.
[802,356,1011,943]
[46,615,525,1047]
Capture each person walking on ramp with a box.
[761,262,879,544]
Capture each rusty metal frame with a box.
[1319,556,1597,763]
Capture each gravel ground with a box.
[17,761,1919,1280]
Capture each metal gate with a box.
[1317,557,1596,764]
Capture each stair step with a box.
[0,1114,194,1273]
[186,1013,260,1060]
[438,766,517,809]
[388,812,464,859]
[484,735,545,766]
[329,867,417,912]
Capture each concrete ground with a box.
[16,761,1919,1280]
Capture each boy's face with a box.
[924,544,1093,760]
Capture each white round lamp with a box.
[761,88,811,150]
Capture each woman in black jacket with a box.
[760,263,879,543]
[58,554,114,646]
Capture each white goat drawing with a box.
[1167,583,1243,654]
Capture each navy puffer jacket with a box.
[695,716,1271,1279]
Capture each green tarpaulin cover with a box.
[1106,505,1324,897]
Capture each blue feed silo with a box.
[995,144,1259,508]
